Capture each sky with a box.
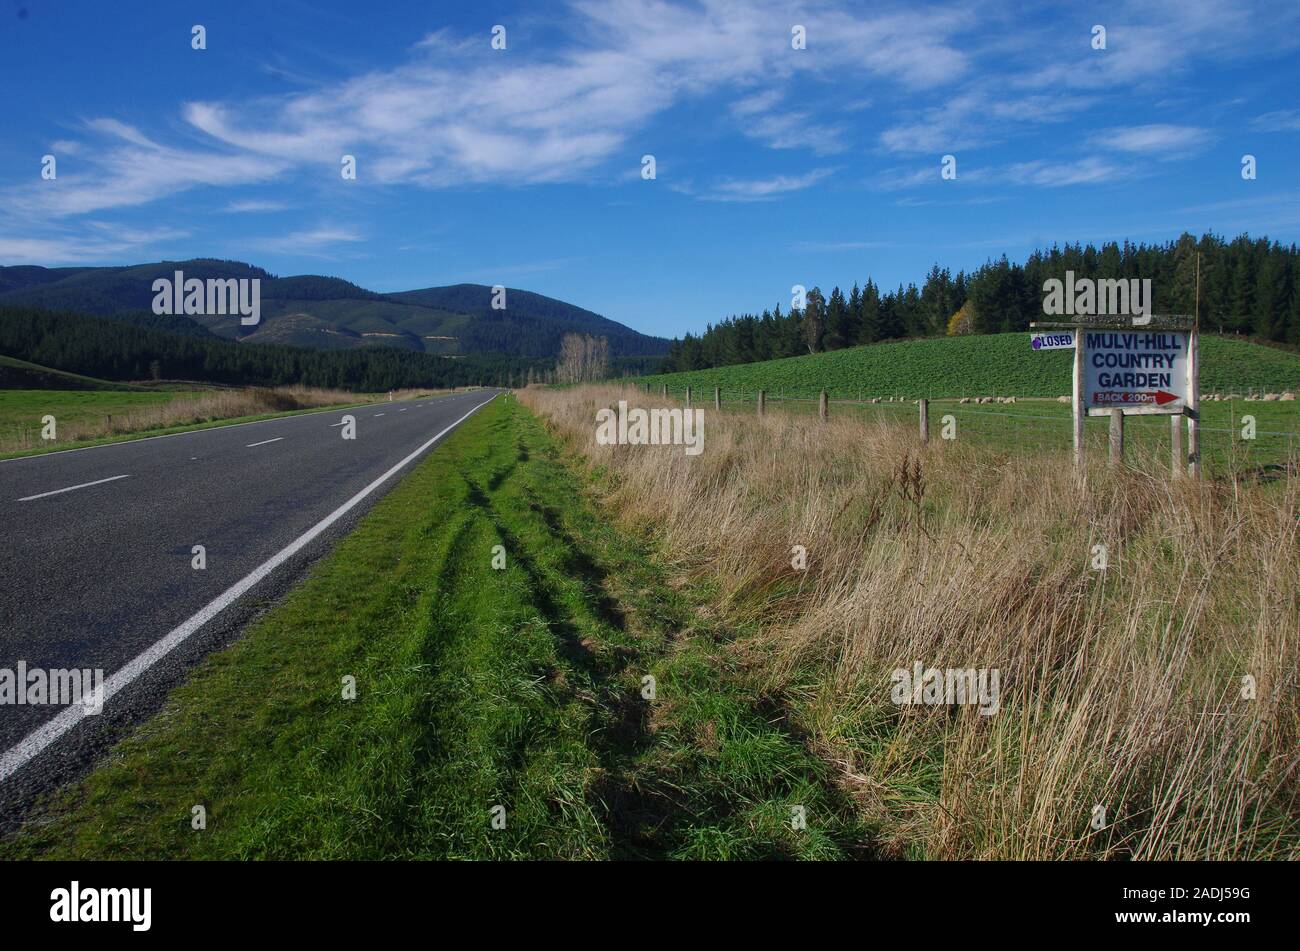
[1,0,1299,340]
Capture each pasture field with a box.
[638,333,1300,401]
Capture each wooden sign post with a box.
[1033,314,1196,475]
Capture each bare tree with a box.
[555,333,610,383]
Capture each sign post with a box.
[1032,315,1196,474]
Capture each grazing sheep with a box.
[1263,393,1279,401]
[1006,396,1017,404]
[1057,395,1071,403]
[959,397,971,404]
[1281,392,1296,401]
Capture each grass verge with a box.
[2,395,871,859]
[0,386,446,461]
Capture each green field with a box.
[639,333,1300,400]
[3,396,870,859]
[0,388,186,445]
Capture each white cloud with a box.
[250,227,365,255]
[225,199,292,213]
[1250,110,1300,133]
[1091,124,1211,153]
[693,168,836,202]
[1003,157,1125,187]
[0,224,189,264]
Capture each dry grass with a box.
[520,383,1299,860]
[0,385,448,453]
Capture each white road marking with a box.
[0,393,497,783]
[16,474,130,502]
[373,413,386,417]
[246,437,284,448]
[329,421,347,427]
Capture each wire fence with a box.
[629,381,1298,478]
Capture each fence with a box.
[634,381,1298,478]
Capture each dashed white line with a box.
[246,437,284,448]
[16,474,130,502]
[0,393,497,783]
[373,413,386,417]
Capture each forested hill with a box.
[662,232,1300,372]
[0,305,532,391]
[0,260,669,360]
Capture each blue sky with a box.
[2,0,1298,339]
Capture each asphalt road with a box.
[0,388,498,814]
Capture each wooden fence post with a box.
[919,398,929,444]
[661,383,668,399]
[819,390,828,421]
[1170,413,1182,478]
[685,385,692,408]
[714,386,721,410]
[757,390,766,417]
[1109,408,1124,466]
[1072,327,1086,469]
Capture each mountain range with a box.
[0,259,670,360]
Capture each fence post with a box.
[661,383,668,399]
[685,385,692,408]
[757,390,766,417]
[714,386,721,410]
[1170,413,1182,478]
[1109,408,1124,467]
[819,390,828,421]
[919,398,929,444]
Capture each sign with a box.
[1083,330,1189,415]
[1030,331,1075,351]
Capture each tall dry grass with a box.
[520,383,1299,859]
[1,385,447,453]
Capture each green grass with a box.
[0,389,188,444]
[3,395,872,859]
[639,333,1300,400]
[720,394,1298,473]
[0,389,388,461]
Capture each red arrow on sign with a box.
[1153,390,1180,405]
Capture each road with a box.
[0,388,498,808]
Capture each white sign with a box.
[1030,331,1075,351]
[1083,331,1189,415]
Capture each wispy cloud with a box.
[1250,110,1300,133]
[1090,124,1211,154]
[249,226,365,256]
[1003,157,1126,187]
[692,168,837,202]
[225,199,292,213]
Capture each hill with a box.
[0,354,147,391]
[0,261,669,359]
[638,333,1300,398]
[0,305,530,391]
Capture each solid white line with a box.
[16,474,130,502]
[246,437,284,448]
[329,421,347,427]
[0,393,496,784]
